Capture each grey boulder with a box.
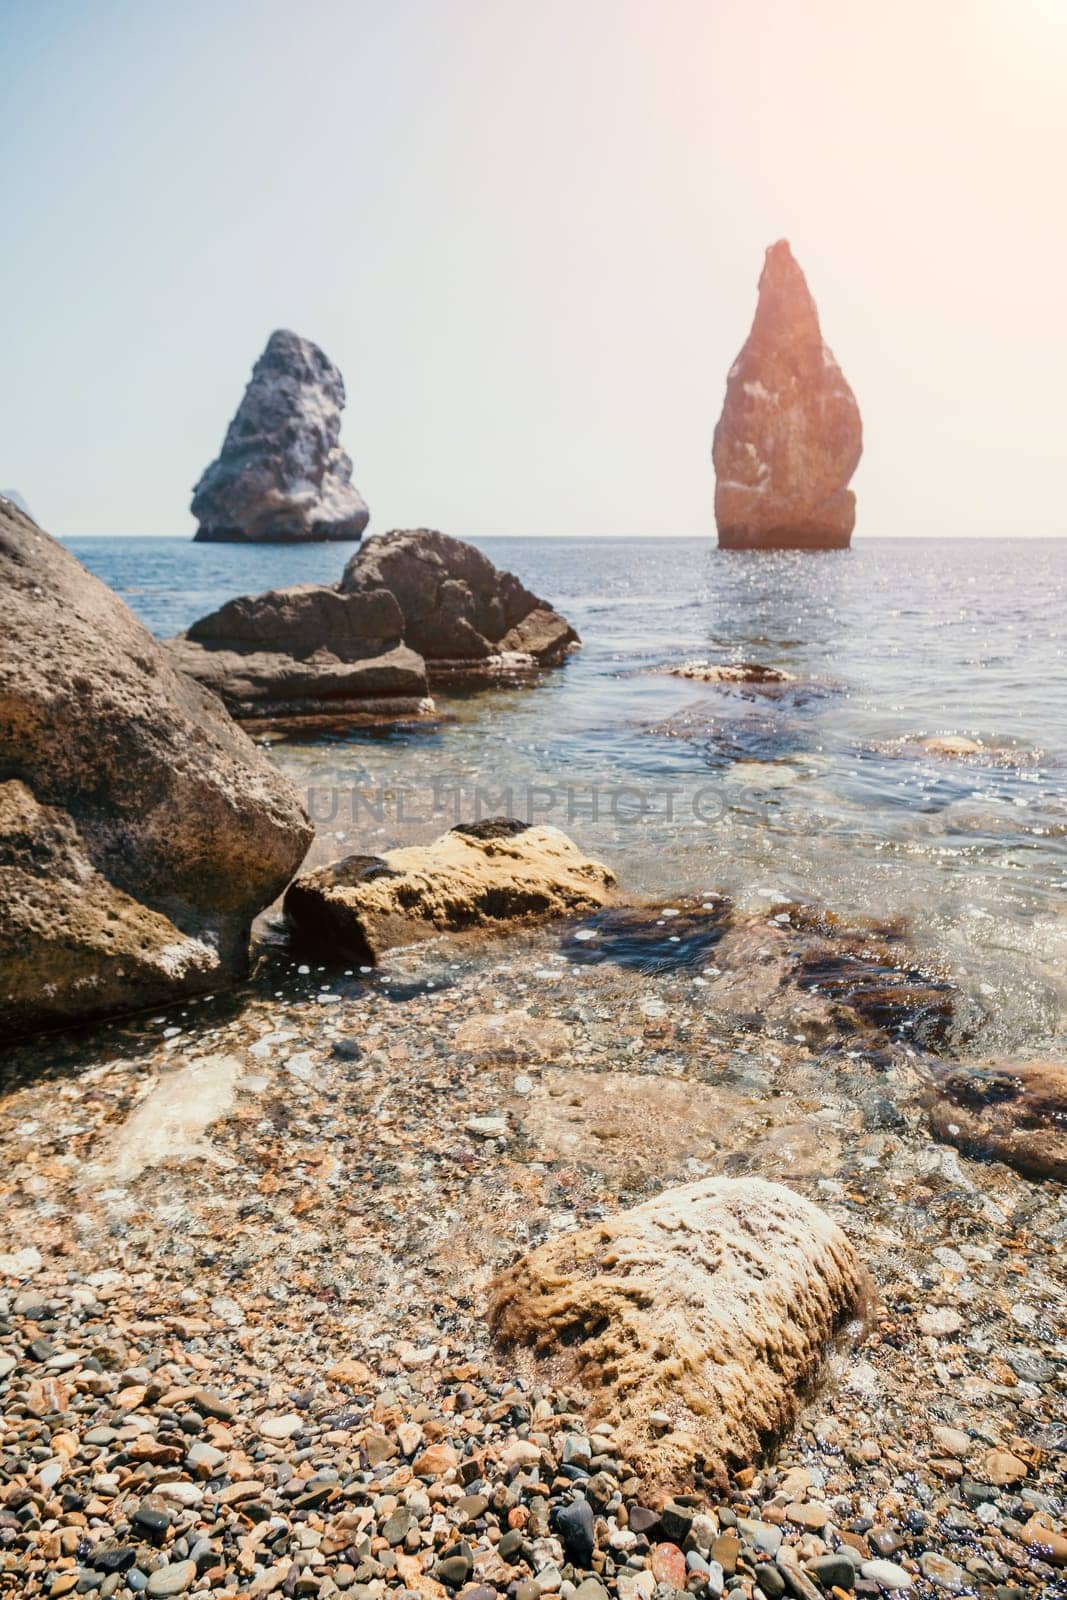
[168,583,431,723]
[0,501,312,1037]
[341,528,579,668]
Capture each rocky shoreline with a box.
[1,899,1064,1600]
[1,507,1064,1600]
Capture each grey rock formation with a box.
[191,329,369,543]
[0,500,312,1037]
[341,529,579,666]
[713,241,862,550]
[169,583,430,723]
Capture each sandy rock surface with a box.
[285,819,616,961]
[489,1176,863,1492]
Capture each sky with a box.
[2,0,1065,539]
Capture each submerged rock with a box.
[920,735,983,758]
[341,529,579,669]
[928,1060,1067,1182]
[0,502,311,1036]
[284,818,615,961]
[713,241,862,550]
[191,329,369,543]
[668,660,796,685]
[168,583,431,723]
[488,1175,863,1491]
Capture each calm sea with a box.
[66,535,1067,1056]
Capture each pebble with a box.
[860,1557,914,1589]
[145,1563,197,1597]
[919,1551,967,1590]
[649,1543,687,1588]
[556,1497,596,1566]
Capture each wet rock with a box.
[806,1552,855,1590]
[341,529,579,670]
[145,1562,197,1597]
[712,240,862,550]
[168,583,430,723]
[918,1551,966,1590]
[488,1175,862,1491]
[668,660,796,685]
[927,1061,1067,1182]
[191,329,369,543]
[285,819,615,962]
[0,502,311,1036]
[859,1558,914,1590]
[921,735,983,758]
[562,900,731,975]
[1019,1515,1067,1566]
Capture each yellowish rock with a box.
[284,818,615,962]
[488,1175,862,1491]
[983,1448,1028,1485]
[921,735,982,758]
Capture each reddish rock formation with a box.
[713,241,862,550]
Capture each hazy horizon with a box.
[3,0,1065,541]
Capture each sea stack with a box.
[713,241,862,550]
[191,329,370,543]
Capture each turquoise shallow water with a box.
[66,535,1067,1055]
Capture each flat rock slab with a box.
[488,1175,863,1491]
[284,819,615,962]
[667,661,796,685]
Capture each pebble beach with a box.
[2,898,1064,1600]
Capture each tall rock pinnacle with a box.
[191,330,370,543]
[712,242,862,550]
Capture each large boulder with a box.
[928,1060,1067,1182]
[713,241,862,550]
[488,1176,863,1491]
[284,818,615,961]
[341,529,579,668]
[191,329,369,543]
[0,503,312,1036]
[168,583,431,723]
